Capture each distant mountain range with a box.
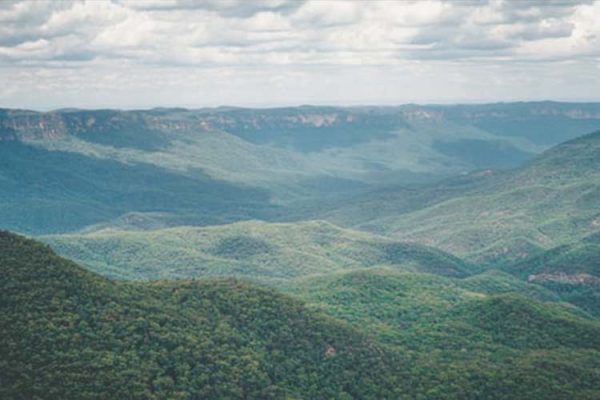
[2,102,600,234]
[36,118,600,320]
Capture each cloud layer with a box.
[1,0,599,109]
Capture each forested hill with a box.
[41,220,477,281]
[0,231,408,399]
[2,231,600,399]
[321,130,600,265]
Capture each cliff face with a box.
[0,110,158,141]
[2,102,600,146]
[0,108,393,144]
[528,273,600,285]
[0,110,66,141]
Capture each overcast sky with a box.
[1,0,600,110]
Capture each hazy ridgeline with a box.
[2,102,599,235]
[1,103,599,399]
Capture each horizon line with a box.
[4,98,600,113]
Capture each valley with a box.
[2,102,599,235]
[1,102,599,399]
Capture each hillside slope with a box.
[326,130,600,265]
[0,231,408,399]
[3,232,600,399]
[285,268,600,399]
[505,232,600,316]
[42,220,476,281]
[508,232,600,278]
[0,141,280,234]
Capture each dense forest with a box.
[0,232,410,399]
[2,232,599,399]
[1,105,599,399]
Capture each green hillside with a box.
[284,268,600,399]
[4,102,598,234]
[316,170,499,229]
[285,268,595,348]
[0,231,409,399]
[42,220,476,281]
[0,141,280,234]
[460,269,560,302]
[507,232,600,278]
[325,130,600,265]
[505,232,600,316]
[3,232,600,399]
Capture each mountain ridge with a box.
[0,230,408,399]
[3,231,600,399]
[323,129,600,265]
[3,102,599,235]
[41,219,478,282]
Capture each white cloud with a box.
[292,0,361,27]
[0,0,599,108]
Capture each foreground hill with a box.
[324,130,600,265]
[42,220,476,281]
[3,232,600,399]
[2,102,599,233]
[285,268,597,348]
[0,231,407,399]
[284,268,600,399]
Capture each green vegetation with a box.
[3,233,600,399]
[505,232,600,316]
[507,232,600,278]
[460,269,560,301]
[325,130,600,266]
[284,268,600,399]
[4,102,597,234]
[532,281,600,319]
[284,268,596,348]
[0,231,408,399]
[0,141,278,234]
[2,105,600,398]
[42,220,477,281]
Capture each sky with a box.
[1,0,600,110]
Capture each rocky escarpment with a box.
[3,102,600,146]
[0,107,401,145]
[0,109,188,142]
[0,109,67,141]
[528,272,600,285]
